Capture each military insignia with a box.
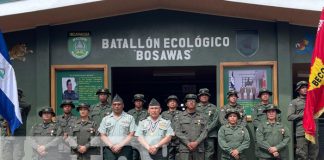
[208,111,212,116]
[68,32,91,59]
[50,130,54,136]
[88,128,94,134]
[281,128,285,135]
[236,30,259,57]
[197,120,201,126]
[0,68,5,79]
[159,121,167,130]
[295,34,314,55]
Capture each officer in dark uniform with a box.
[288,81,318,160]
[220,90,246,126]
[218,109,250,160]
[256,104,290,160]
[1,89,31,160]
[67,103,100,160]
[90,88,112,126]
[174,94,208,160]
[136,98,175,160]
[161,95,181,160]
[29,107,62,160]
[56,100,77,159]
[196,88,219,160]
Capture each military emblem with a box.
[0,68,5,79]
[236,30,259,57]
[68,32,91,59]
[9,43,33,62]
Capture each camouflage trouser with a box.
[176,151,204,160]
[296,136,318,160]
[205,137,217,160]
[1,137,25,160]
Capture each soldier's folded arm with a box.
[287,103,302,121]
[274,127,290,151]
[236,127,250,153]
[256,125,271,150]
[218,127,232,154]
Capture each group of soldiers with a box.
[0,80,319,160]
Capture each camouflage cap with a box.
[225,109,241,119]
[59,99,75,108]
[132,94,146,103]
[257,88,273,98]
[295,81,308,91]
[76,102,90,111]
[263,104,281,114]
[149,98,160,107]
[198,88,211,97]
[165,95,179,103]
[18,88,24,97]
[96,88,111,95]
[183,94,197,102]
[38,107,56,117]
[112,94,123,103]
[226,89,239,99]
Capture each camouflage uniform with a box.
[196,88,219,160]
[256,105,290,160]
[29,107,63,160]
[287,81,318,160]
[90,88,112,126]
[220,90,246,126]
[218,110,250,160]
[174,94,208,160]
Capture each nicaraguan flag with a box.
[0,31,22,134]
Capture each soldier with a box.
[218,109,250,160]
[136,98,174,160]
[128,93,148,160]
[128,94,148,125]
[56,100,77,159]
[161,95,181,160]
[67,103,100,160]
[29,107,62,160]
[90,88,112,126]
[288,81,318,160]
[174,94,208,160]
[220,90,246,126]
[98,94,136,160]
[196,88,219,160]
[1,89,31,160]
[256,104,290,160]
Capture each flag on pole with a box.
[303,8,324,144]
[0,31,22,134]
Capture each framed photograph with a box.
[220,61,278,120]
[51,64,108,115]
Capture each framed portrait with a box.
[51,64,108,115]
[220,61,278,120]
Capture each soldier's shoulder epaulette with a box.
[225,124,230,128]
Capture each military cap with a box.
[226,89,239,99]
[76,102,90,111]
[132,94,146,103]
[225,109,241,119]
[183,94,197,102]
[165,95,179,103]
[112,94,123,103]
[149,98,161,107]
[38,107,56,117]
[295,81,308,91]
[198,88,211,97]
[59,99,75,108]
[257,88,273,98]
[263,104,281,114]
[96,88,111,95]
[18,88,24,97]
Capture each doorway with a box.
[111,66,217,111]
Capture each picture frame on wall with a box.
[220,61,278,121]
[51,64,108,115]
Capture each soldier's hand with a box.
[78,145,87,154]
[148,146,158,155]
[273,151,279,157]
[63,133,68,140]
[37,145,46,154]
[231,149,239,157]
[186,143,193,151]
[268,147,278,153]
[111,144,123,153]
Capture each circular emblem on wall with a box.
[68,32,91,59]
[236,30,259,57]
